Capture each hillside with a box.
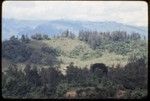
[2,1,148,98]
[2,37,129,74]
[2,34,148,99]
[41,38,129,74]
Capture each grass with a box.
[41,38,128,68]
[41,38,93,56]
[58,52,128,68]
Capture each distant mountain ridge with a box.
[2,19,148,40]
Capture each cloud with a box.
[2,1,148,27]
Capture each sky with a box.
[2,1,148,27]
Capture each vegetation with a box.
[2,30,148,99]
[2,58,147,99]
[2,36,32,63]
[31,33,50,40]
[2,36,59,66]
[60,30,76,39]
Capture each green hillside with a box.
[2,37,129,74]
[27,38,129,73]
[2,32,148,99]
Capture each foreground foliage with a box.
[2,57,147,99]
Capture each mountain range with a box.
[2,18,148,40]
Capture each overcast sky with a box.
[2,1,148,27]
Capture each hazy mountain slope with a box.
[2,19,46,40]
[2,19,147,40]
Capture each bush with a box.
[55,81,71,98]
[125,89,147,99]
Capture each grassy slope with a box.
[2,38,129,74]
[41,38,128,74]
[41,38,93,55]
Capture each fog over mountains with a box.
[2,19,148,40]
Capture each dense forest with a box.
[2,30,148,99]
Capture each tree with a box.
[21,34,30,43]
[39,68,47,85]
[2,38,32,62]
[61,30,69,37]
[130,32,141,40]
[87,31,101,49]
[24,64,31,76]
[25,34,30,43]
[43,34,49,40]
[31,33,43,40]
[10,35,18,42]
[24,65,41,87]
[21,35,26,42]
[69,31,76,39]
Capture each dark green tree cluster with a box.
[66,62,90,86]
[79,30,141,44]
[2,36,32,63]
[60,30,76,39]
[31,33,50,40]
[2,36,59,65]
[78,30,143,55]
[114,56,147,90]
[2,64,63,98]
[21,34,30,43]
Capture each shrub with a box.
[55,81,71,98]
[125,89,147,99]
